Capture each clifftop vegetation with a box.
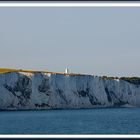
[0,68,39,74]
[120,77,140,85]
[102,76,140,85]
[0,68,87,76]
[102,76,119,80]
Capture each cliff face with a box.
[0,72,140,110]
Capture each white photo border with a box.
[0,1,140,138]
[0,2,140,7]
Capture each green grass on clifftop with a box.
[0,68,41,74]
[0,68,86,76]
[120,77,140,85]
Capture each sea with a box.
[0,108,140,134]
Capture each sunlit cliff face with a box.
[0,72,140,110]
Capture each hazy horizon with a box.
[0,7,140,77]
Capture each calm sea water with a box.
[0,108,140,134]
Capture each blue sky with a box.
[0,7,140,77]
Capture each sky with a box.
[0,7,140,77]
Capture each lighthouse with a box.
[65,68,69,74]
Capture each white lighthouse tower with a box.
[65,68,69,74]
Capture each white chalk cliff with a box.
[0,72,140,110]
